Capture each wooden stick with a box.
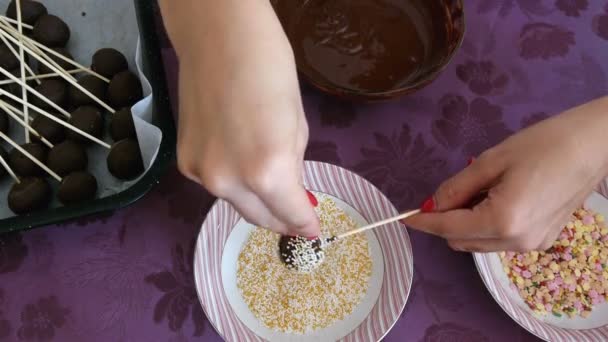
[0,88,111,149]
[0,69,85,86]
[0,28,115,113]
[0,16,33,30]
[0,100,53,148]
[0,66,71,118]
[0,20,110,83]
[336,209,421,239]
[0,99,32,122]
[0,153,20,183]
[0,25,39,84]
[0,131,62,182]
[0,18,77,83]
[15,0,29,142]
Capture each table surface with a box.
[2,1,608,341]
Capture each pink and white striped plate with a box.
[193,161,414,342]
[474,181,608,342]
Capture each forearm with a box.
[158,0,291,67]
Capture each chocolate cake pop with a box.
[8,142,47,177]
[0,145,7,178]
[107,71,142,108]
[58,171,97,204]
[32,14,70,48]
[0,44,19,70]
[5,68,35,98]
[31,114,65,144]
[0,106,9,134]
[110,107,136,141]
[37,47,73,75]
[8,177,51,214]
[6,0,47,26]
[91,48,128,79]
[47,140,87,177]
[107,138,143,180]
[66,106,103,143]
[69,75,107,107]
[31,79,68,110]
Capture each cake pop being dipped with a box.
[31,114,65,144]
[279,235,329,272]
[58,171,97,204]
[37,47,73,75]
[8,142,47,177]
[6,0,47,26]
[66,106,103,143]
[107,138,143,180]
[91,48,128,79]
[107,71,143,108]
[110,107,136,141]
[32,14,70,48]
[8,176,51,214]
[31,79,68,110]
[69,75,107,107]
[47,140,87,177]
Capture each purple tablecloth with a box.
[1,1,608,341]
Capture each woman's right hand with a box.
[160,0,320,237]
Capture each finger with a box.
[227,191,289,235]
[432,150,505,212]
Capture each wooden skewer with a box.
[0,69,85,86]
[0,99,32,122]
[0,66,71,118]
[15,0,30,142]
[0,20,110,83]
[0,28,115,113]
[0,16,33,30]
[335,209,421,240]
[0,88,111,149]
[0,100,53,148]
[0,18,77,83]
[0,153,20,183]
[0,131,62,182]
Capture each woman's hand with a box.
[160,0,320,237]
[405,96,608,252]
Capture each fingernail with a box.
[421,196,435,213]
[467,157,475,166]
[306,190,318,207]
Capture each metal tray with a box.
[0,0,177,233]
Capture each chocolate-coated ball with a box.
[8,142,47,177]
[0,44,19,70]
[107,139,143,180]
[69,75,107,107]
[47,140,87,177]
[107,71,142,108]
[32,79,67,110]
[31,115,65,144]
[67,106,103,143]
[33,14,70,48]
[6,0,47,26]
[38,47,73,75]
[110,107,136,141]
[8,177,51,214]
[91,48,128,79]
[58,171,97,204]
[0,106,9,134]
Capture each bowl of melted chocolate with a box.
[273,0,464,100]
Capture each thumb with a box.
[430,153,504,212]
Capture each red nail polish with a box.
[306,190,318,207]
[421,197,435,213]
[467,157,475,166]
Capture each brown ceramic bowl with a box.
[273,0,465,101]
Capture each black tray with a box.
[0,0,177,234]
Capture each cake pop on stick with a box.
[0,100,53,148]
[0,130,60,181]
[0,149,19,183]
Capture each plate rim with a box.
[193,161,414,342]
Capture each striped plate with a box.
[193,161,413,342]
[474,181,608,342]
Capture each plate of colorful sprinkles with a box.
[474,185,608,341]
[193,161,414,342]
